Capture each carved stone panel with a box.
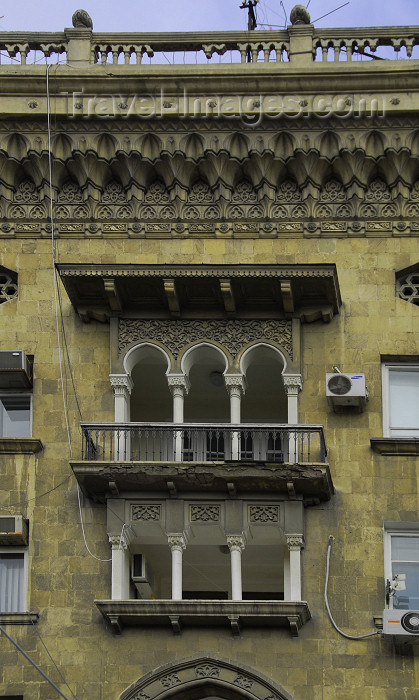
[118,318,292,359]
[131,505,161,521]
[190,505,221,522]
[248,505,280,523]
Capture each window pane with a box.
[0,397,31,438]
[392,536,419,561]
[392,562,419,609]
[389,370,419,433]
[0,554,24,612]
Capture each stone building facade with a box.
[0,6,419,700]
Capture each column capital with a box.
[108,531,130,550]
[167,533,188,552]
[282,374,303,396]
[167,374,191,397]
[110,374,134,396]
[286,534,305,551]
[224,374,246,397]
[226,534,246,553]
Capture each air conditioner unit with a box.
[383,608,419,642]
[0,351,33,388]
[0,515,29,545]
[326,372,367,413]
[131,554,155,598]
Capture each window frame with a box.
[0,548,28,612]
[384,523,419,610]
[381,363,419,437]
[0,393,32,439]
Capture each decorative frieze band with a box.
[119,318,292,359]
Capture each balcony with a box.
[94,599,311,636]
[71,422,333,502]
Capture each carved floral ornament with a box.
[118,318,293,361]
[119,654,295,700]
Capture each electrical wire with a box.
[324,536,380,640]
[29,616,77,700]
[45,62,112,563]
[0,624,71,700]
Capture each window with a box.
[382,364,419,437]
[384,526,419,610]
[0,396,31,438]
[0,551,27,612]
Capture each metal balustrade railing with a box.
[80,423,327,464]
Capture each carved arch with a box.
[123,342,173,375]
[119,653,295,700]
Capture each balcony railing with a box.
[80,422,327,465]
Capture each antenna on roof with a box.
[240,0,258,31]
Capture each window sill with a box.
[0,438,43,454]
[370,437,419,455]
[0,612,39,625]
[95,599,311,636]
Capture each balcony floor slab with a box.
[71,460,333,502]
[95,599,311,636]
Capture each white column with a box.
[285,534,304,602]
[109,532,130,600]
[168,533,187,600]
[227,534,246,601]
[110,374,134,460]
[110,374,133,421]
[167,375,190,461]
[282,375,303,462]
[224,375,246,460]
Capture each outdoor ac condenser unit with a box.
[131,554,155,598]
[0,515,29,545]
[382,609,419,642]
[0,351,33,388]
[326,372,367,412]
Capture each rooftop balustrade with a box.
[0,19,417,67]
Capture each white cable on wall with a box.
[324,536,380,640]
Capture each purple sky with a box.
[0,0,417,32]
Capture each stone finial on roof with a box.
[72,9,93,29]
[290,4,311,25]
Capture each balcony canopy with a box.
[56,263,341,323]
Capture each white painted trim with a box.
[381,362,419,437]
[383,525,419,610]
